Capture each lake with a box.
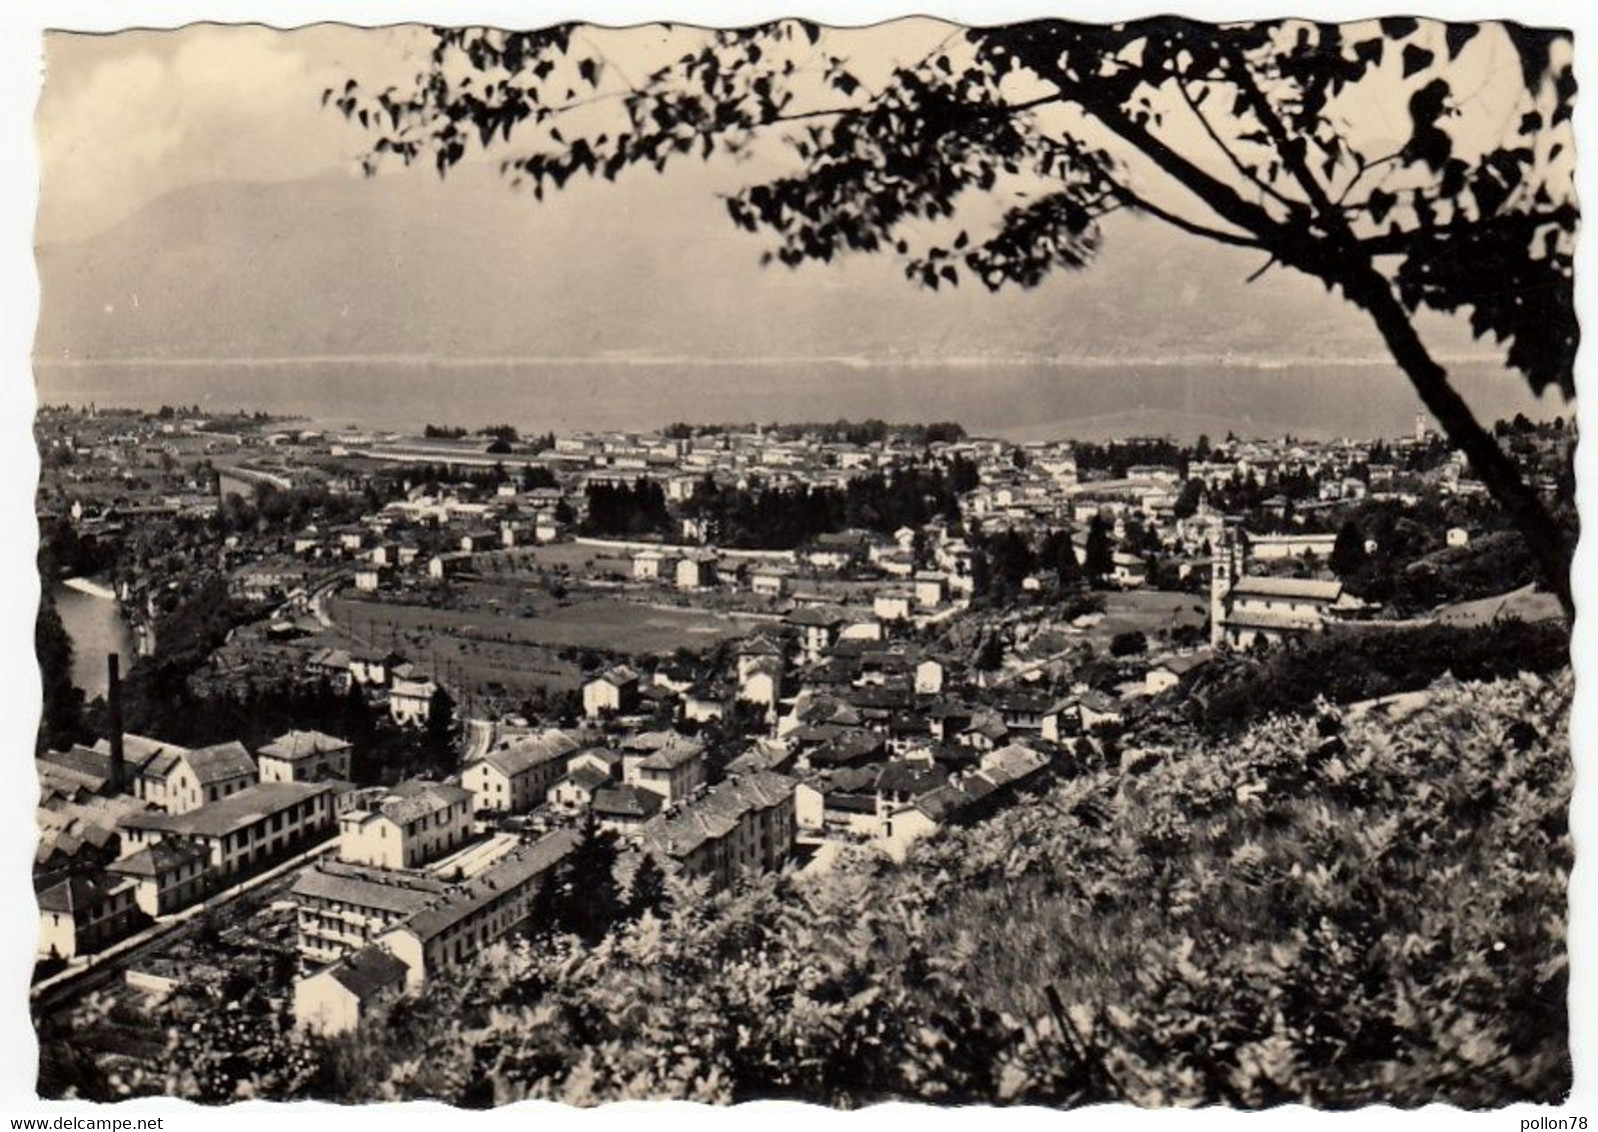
[33,356,1564,443]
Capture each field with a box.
[1091,589,1210,639]
[326,588,773,706]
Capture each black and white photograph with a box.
[11,0,1589,1116]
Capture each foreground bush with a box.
[290,670,1569,1108]
[1188,618,1569,733]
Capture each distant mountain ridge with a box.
[34,161,1494,368]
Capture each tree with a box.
[1084,516,1114,585]
[336,18,1576,614]
[626,852,669,920]
[1039,528,1083,591]
[544,813,623,944]
[1172,480,1203,520]
[425,685,455,759]
[972,629,1005,671]
[1110,629,1148,657]
[1330,519,1369,577]
[36,595,84,752]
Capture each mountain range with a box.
[35,159,1487,367]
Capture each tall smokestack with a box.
[107,653,125,794]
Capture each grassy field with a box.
[474,543,634,577]
[1090,589,1209,642]
[329,590,769,666]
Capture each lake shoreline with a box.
[62,576,116,601]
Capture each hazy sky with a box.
[31,20,1569,393]
[37,19,1552,246]
[37,24,431,242]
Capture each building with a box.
[462,730,582,814]
[637,771,797,892]
[102,735,193,808]
[1246,532,1338,561]
[1145,652,1212,696]
[735,635,785,683]
[1110,552,1149,588]
[428,552,471,580]
[739,660,783,715]
[147,742,258,815]
[632,549,677,582]
[306,648,354,692]
[353,565,391,593]
[675,553,719,591]
[377,829,577,990]
[912,572,949,609]
[290,860,451,967]
[592,784,665,839]
[547,763,613,813]
[620,732,708,804]
[1042,692,1124,740]
[38,874,141,960]
[293,944,411,1037]
[389,676,438,727]
[105,840,211,917]
[256,730,354,784]
[338,781,475,870]
[872,589,914,623]
[787,607,847,663]
[748,565,791,597]
[118,781,337,883]
[1214,569,1347,650]
[582,666,641,718]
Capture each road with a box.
[32,835,338,1017]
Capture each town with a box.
[32,403,1572,1095]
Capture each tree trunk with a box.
[1343,263,1575,619]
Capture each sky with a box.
[35,19,1557,246]
[27,18,1572,438]
[36,24,430,242]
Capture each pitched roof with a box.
[809,729,885,767]
[85,733,191,780]
[291,860,450,915]
[634,734,707,771]
[257,729,353,763]
[965,716,1009,740]
[735,633,786,658]
[640,772,796,861]
[396,829,578,942]
[1151,652,1213,677]
[563,764,612,793]
[38,746,114,789]
[979,744,1051,787]
[37,874,125,915]
[36,753,110,795]
[591,665,640,687]
[1230,575,1344,602]
[107,840,210,879]
[1223,608,1325,632]
[593,784,665,819]
[120,782,333,840]
[320,944,410,1001]
[876,762,948,798]
[473,730,582,778]
[787,606,848,627]
[353,780,473,826]
[184,742,257,786]
[912,782,972,823]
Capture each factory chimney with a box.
[107,653,126,794]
